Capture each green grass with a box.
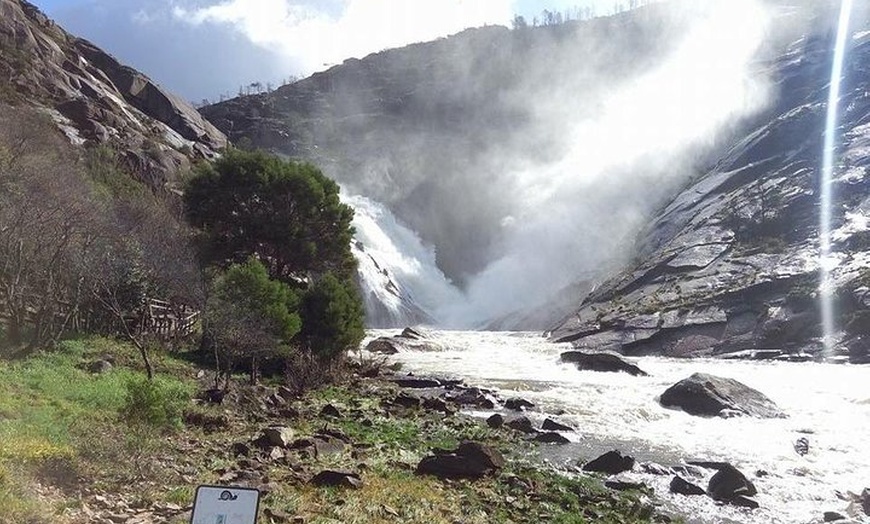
[0,336,196,522]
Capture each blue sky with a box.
[29,0,627,101]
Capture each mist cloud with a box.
[441,0,774,325]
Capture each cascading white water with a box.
[344,194,462,326]
[346,1,773,329]
[371,330,870,524]
[819,0,855,358]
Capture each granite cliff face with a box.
[549,15,870,363]
[0,0,226,187]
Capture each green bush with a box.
[299,272,365,359]
[120,374,190,430]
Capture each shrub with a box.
[299,273,365,360]
[120,374,190,430]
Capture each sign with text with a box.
[190,485,260,524]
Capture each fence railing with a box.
[1,295,200,340]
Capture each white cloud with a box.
[174,0,514,73]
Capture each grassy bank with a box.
[0,338,664,524]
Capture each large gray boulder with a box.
[660,373,785,418]
[416,441,504,479]
[560,351,648,376]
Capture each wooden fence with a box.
[144,298,200,339]
[0,295,200,341]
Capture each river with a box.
[365,329,870,524]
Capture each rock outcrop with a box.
[0,0,226,188]
[560,351,648,376]
[549,10,870,363]
[659,373,785,418]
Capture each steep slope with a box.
[549,8,870,363]
[200,5,695,284]
[0,0,226,187]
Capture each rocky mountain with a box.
[0,0,226,188]
[201,0,870,349]
[200,4,695,284]
[549,6,870,363]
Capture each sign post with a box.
[190,485,260,524]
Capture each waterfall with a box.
[344,194,463,327]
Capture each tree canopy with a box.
[300,272,365,359]
[184,149,357,283]
[186,149,366,366]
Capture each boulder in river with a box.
[670,475,706,496]
[560,351,649,376]
[446,386,498,409]
[533,432,570,444]
[505,415,536,434]
[504,397,535,411]
[389,376,442,388]
[365,337,401,354]
[541,418,575,432]
[486,413,504,428]
[582,450,635,475]
[660,373,785,418]
[707,463,757,502]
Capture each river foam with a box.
[366,329,870,523]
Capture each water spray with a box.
[819,0,854,357]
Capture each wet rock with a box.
[660,373,785,418]
[730,495,760,509]
[389,376,442,388]
[309,470,363,489]
[560,351,649,376]
[365,337,401,354]
[504,397,535,411]
[541,418,574,432]
[486,413,504,428]
[640,462,671,476]
[533,432,570,444]
[398,327,426,339]
[416,441,504,479]
[505,416,536,434]
[422,396,456,414]
[687,460,731,470]
[707,464,757,502]
[669,475,706,496]
[605,475,647,491]
[390,391,421,409]
[582,450,635,475]
[446,387,497,409]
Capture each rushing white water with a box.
[820,0,855,357]
[369,330,870,524]
[346,194,462,326]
